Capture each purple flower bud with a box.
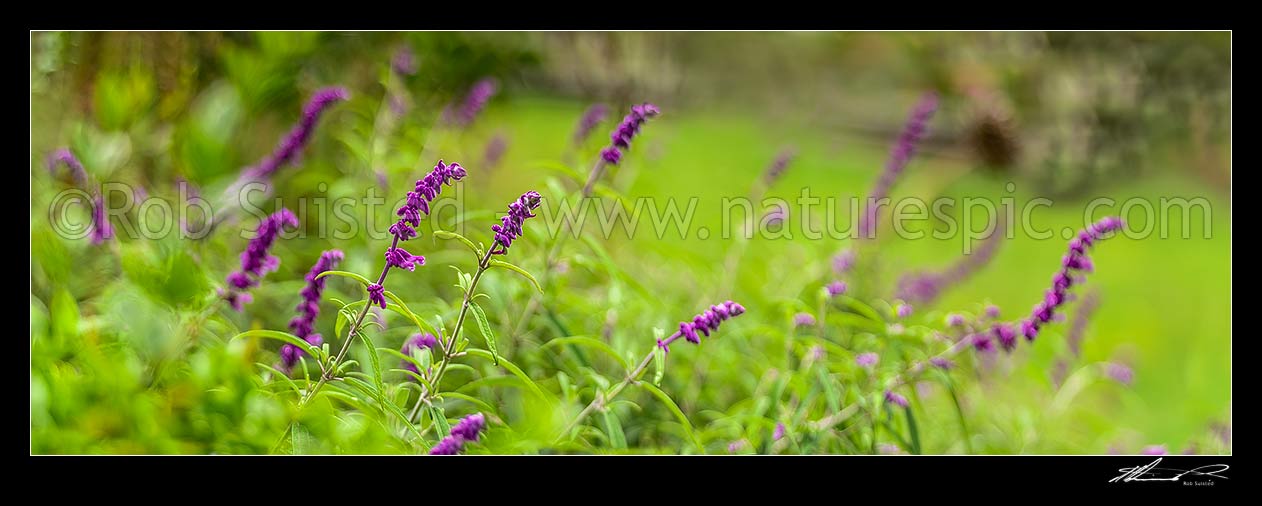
[1105,362,1134,386]
[367,283,386,309]
[763,148,796,187]
[391,46,417,76]
[773,423,786,441]
[793,312,816,327]
[1020,319,1039,341]
[885,390,910,408]
[727,440,746,453]
[972,333,994,352]
[992,323,1017,352]
[600,147,622,164]
[1141,444,1168,456]
[429,437,463,455]
[401,333,441,376]
[89,193,114,245]
[430,413,487,455]
[48,148,90,185]
[832,249,856,275]
[856,352,879,368]
[984,305,1001,319]
[929,357,954,370]
[896,303,913,319]
[826,281,848,297]
[945,313,965,327]
[384,246,425,271]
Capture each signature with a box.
[1110,458,1230,483]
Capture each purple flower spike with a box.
[430,412,488,455]
[856,352,879,368]
[482,134,508,170]
[793,312,816,327]
[222,208,299,311]
[929,357,955,370]
[661,301,746,350]
[826,281,848,298]
[763,148,796,187]
[885,390,910,408]
[573,103,610,145]
[858,92,938,239]
[242,87,349,182]
[773,423,786,441]
[490,191,543,255]
[1020,217,1124,344]
[445,78,498,127]
[600,103,659,166]
[896,218,1007,306]
[281,250,344,372]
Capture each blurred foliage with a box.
[30,32,1230,455]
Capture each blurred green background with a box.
[30,32,1230,454]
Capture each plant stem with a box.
[298,237,400,409]
[409,243,500,421]
[556,332,679,442]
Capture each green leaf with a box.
[904,406,922,455]
[230,330,326,362]
[602,409,628,449]
[638,382,704,453]
[381,291,441,336]
[653,344,666,387]
[540,336,630,371]
[469,302,498,365]
[434,230,482,256]
[436,392,498,416]
[430,405,451,437]
[316,270,374,287]
[255,363,303,397]
[359,333,384,396]
[488,259,544,293]
[464,349,548,402]
[49,288,80,343]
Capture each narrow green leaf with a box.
[436,392,498,416]
[469,302,498,365]
[316,270,373,287]
[488,259,544,293]
[430,405,451,437]
[231,330,326,362]
[904,406,922,455]
[602,409,628,450]
[638,382,704,453]
[434,230,481,256]
[464,349,548,401]
[540,336,630,371]
[359,332,384,395]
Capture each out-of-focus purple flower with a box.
[599,103,659,167]
[1064,290,1100,356]
[727,440,746,453]
[89,193,114,245]
[573,103,609,145]
[895,303,913,319]
[929,357,954,370]
[430,413,487,455]
[856,352,879,368]
[972,333,994,352]
[1019,217,1124,344]
[826,281,848,298]
[858,93,938,238]
[984,304,1001,319]
[1105,362,1134,386]
[945,313,965,327]
[47,148,89,185]
[832,249,856,275]
[896,217,1007,306]
[281,250,344,372]
[762,148,796,187]
[885,390,909,408]
[482,134,508,170]
[241,87,349,182]
[401,333,440,376]
[877,443,905,455]
[809,345,826,362]
[763,203,788,227]
[391,46,417,76]
[773,423,786,441]
[221,208,299,311]
[1141,444,1168,456]
[445,78,498,127]
[490,191,542,255]
[659,301,746,351]
[793,312,816,327]
[993,323,1017,353]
